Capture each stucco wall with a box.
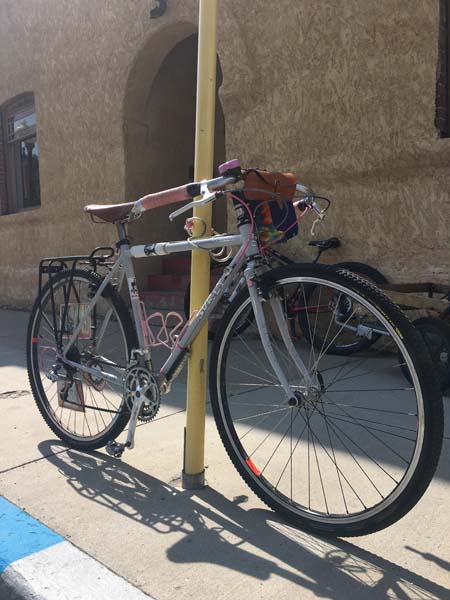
[0,1,200,306]
[0,0,448,307]
[219,0,449,280]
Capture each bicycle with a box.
[26,159,443,537]
[183,235,388,343]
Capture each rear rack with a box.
[37,246,116,350]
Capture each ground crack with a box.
[0,390,30,399]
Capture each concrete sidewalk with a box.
[0,308,449,599]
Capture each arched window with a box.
[0,93,40,214]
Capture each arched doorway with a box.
[123,30,226,288]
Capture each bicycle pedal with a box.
[105,440,126,458]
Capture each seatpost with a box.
[313,248,323,264]
[116,221,127,243]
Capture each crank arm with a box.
[124,395,146,450]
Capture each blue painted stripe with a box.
[0,497,63,573]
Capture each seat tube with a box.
[117,224,148,355]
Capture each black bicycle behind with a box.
[184,235,388,350]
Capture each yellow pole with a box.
[182,0,218,489]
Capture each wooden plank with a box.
[381,283,432,293]
[383,290,448,312]
[380,282,450,295]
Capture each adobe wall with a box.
[0,1,201,306]
[219,1,449,282]
[0,0,447,307]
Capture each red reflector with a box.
[32,337,39,343]
[246,458,260,476]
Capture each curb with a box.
[0,497,153,600]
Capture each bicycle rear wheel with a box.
[411,316,450,391]
[209,264,443,537]
[27,269,136,450]
[298,261,388,355]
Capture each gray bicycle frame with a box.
[60,223,313,402]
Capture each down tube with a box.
[160,252,246,381]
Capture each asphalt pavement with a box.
[0,308,449,600]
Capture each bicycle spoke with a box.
[326,359,407,389]
[324,335,402,388]
[316,401,405,480]
[322,403,349,514]
[297,407,368,508]
[30,273,129,443]
[321,401,417,417]
[259,409,303,476]
[247,407,293,457]
[232,331,276,377]
[310,416,329,514]
[322,411,418,441]
[321,393,413,464]
[228,364,279,386]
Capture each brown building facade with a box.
[0,0,449,307]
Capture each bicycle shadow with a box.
[38,440,449,600]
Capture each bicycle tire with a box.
[333,261,387,285]
[298,261,388,355]
[27,269,137,450]
[408,317,450,391]
[209,263,442,537]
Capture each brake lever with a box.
[169,181,218,222]
[169,201,196,222]
[311,212,325,236]
[308,198,326,236]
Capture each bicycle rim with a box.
[28,272,130,445]
[210,268,441,535]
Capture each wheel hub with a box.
[289,386,322,407]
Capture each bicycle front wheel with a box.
[209,264,443,537]
[27,269,136,450]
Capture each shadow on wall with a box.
[123,27,226,287]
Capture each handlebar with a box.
[293,181,317,214]
[165,160,242,220]
[130,158,327,224]
[168,176,237,221]
[293,197,323,215]
[169,176,326,222]
[295,182,314,197]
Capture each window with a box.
[0,94,40,214]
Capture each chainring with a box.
[124,366,160,422]
[82,359,107,392]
